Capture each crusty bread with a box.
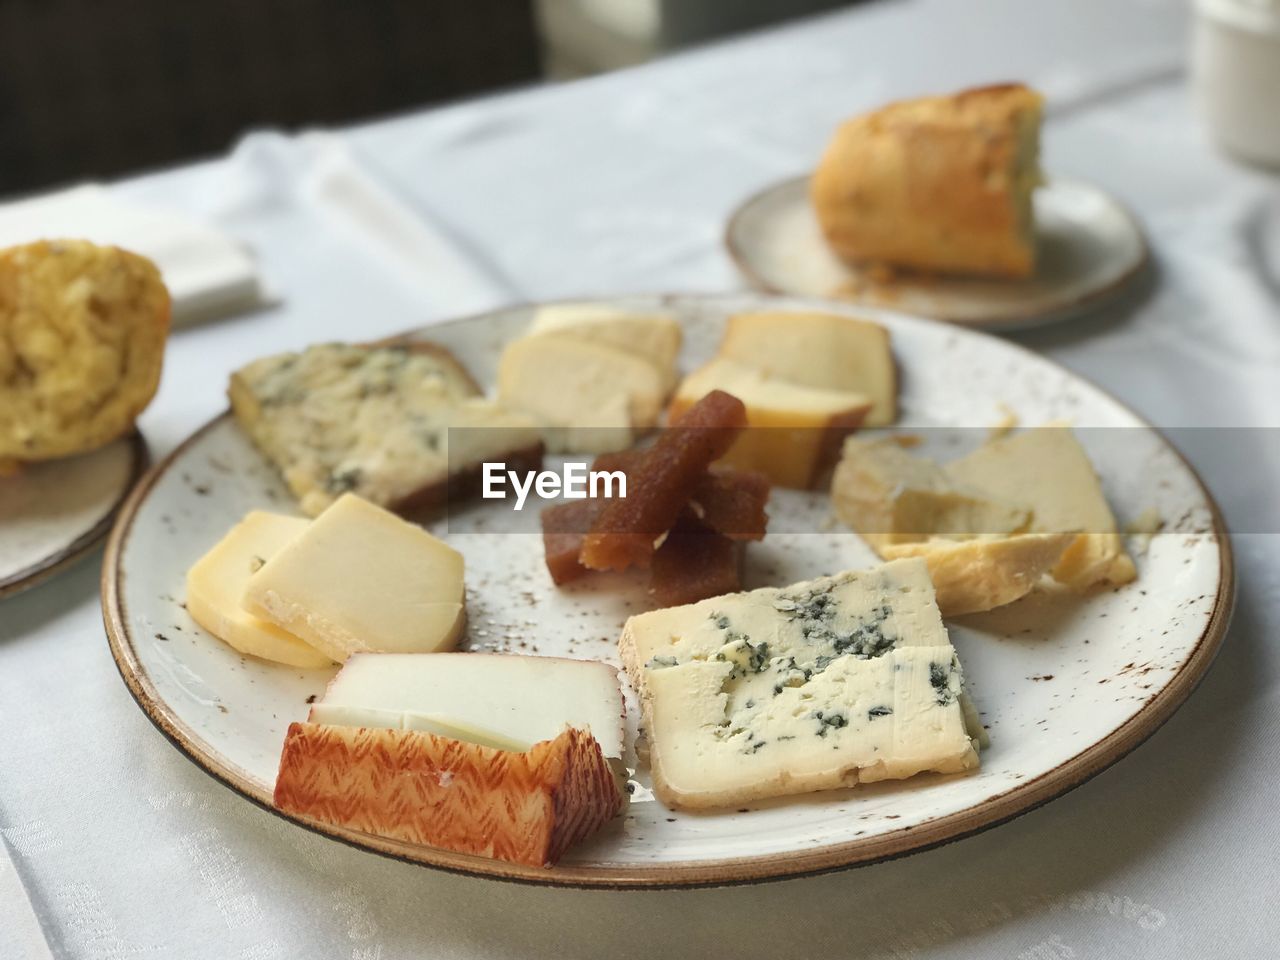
[229,342,543,517]
[811,83,1044,278]
[273,723,625,867]
[0,239,170,461]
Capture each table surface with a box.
[3,0,1279,957]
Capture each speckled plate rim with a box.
[1,430,149,601]
[724,175,1153,331]
[101,295,1233,889]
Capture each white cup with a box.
[1193,0,1280,167]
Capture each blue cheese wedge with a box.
[619,557,979,809]
[230,342,542,516]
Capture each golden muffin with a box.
[0,240,170,462]
[811,83,1044,279]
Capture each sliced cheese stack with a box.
[619,557,979,810]
[186,494,467,667]
[309,652,626,759]
[671,311,896,488]
[275,652,628,868]
[498,306,682,454]
[185,512,334,668]
[243,493,465,662]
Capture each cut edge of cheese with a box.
[185,511,334,668]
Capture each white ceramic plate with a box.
[102,294,1230,887]
[0,432,148,599]
[726,177,1150,330]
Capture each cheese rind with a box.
[242,494,465,661]
[273,724,625,868]
[497,335,666,454]
[881,533,1074,616]
[717,311,897,426]
[671,358,870,489]
[831,437,1029,551]
[620,558,978,809]
[529,305,682,390]
[185,511,333,668]
[308,652,626,760]
[945,427,1136,589]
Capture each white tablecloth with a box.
[3,0,1279,957]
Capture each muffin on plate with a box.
[811,83,1044,279]
[0,240,170,463]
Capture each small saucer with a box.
[726,175,1149,331]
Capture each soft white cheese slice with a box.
[619,557,978,809]
[309,652,626,760]
[242,493,464,661]
[185,511,333,668]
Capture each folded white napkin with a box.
[218,131,518,316]
[0,184,264,326]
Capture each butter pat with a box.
[718,311,897,426]
[242,494,465,661]
[945,426,1136,589]
[186,512,333,668]
[832,437,1029,552]
[309,652,626,759]
[671,357,871,488]
[619,557,978,810]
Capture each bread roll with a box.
[811,84,1044,278]
[0,240,170,461]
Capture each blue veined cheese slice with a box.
[619,557,979,810]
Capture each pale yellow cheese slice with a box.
[945,426,1136,589]
[717,311,897,426]
[242,493,465,661]
[831,437,1029,552]
[185,511,333,668]
[529,305,682,390]
[497,334,666,454]
[881,532,1074,616]
[670,357,871,488]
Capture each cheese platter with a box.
[101,292,1232,887]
